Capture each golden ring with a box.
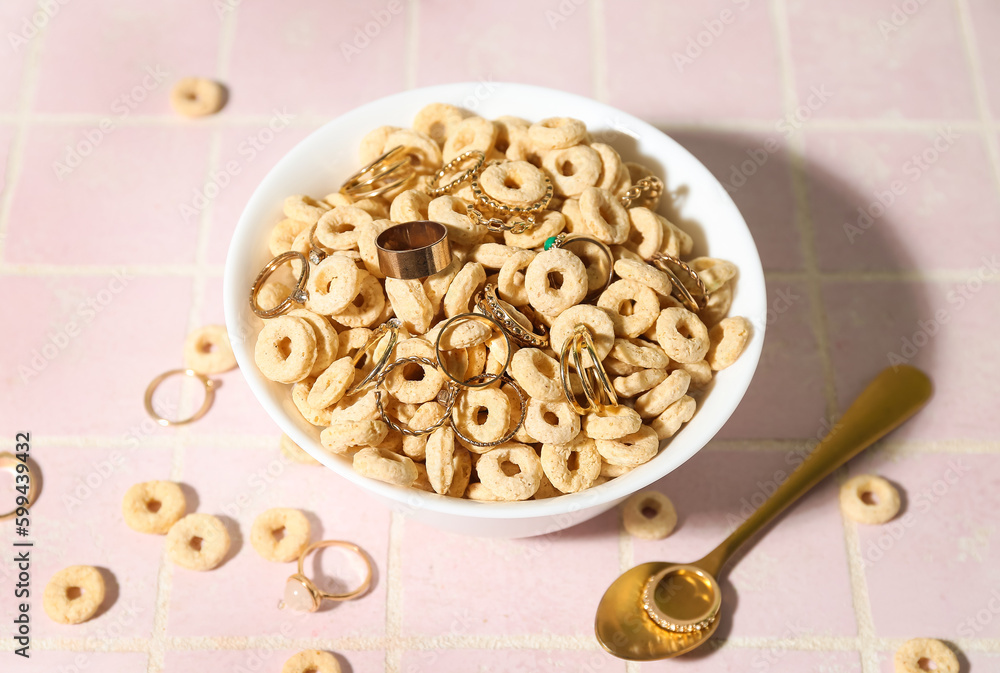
[345,318,402,396]
[279,540,373,612]
[426,149,486,198]
[374,357,458,437]
[249,250,309,319]
[340,145,414,199]
[559,325,618,414]
[376,220,451,280]
[0,452,38,522]
[144,368,216,427]
[546,233,615,302]
[476,283,548,348]
[650,253,707,312]
[434,312,512,388]
[449,373,528,449]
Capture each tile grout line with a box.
[588,0,610,104]
[384,511,404,672]
[768,1,880,672]
[0,1,47,266]
[404,0,419,90]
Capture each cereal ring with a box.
[533,472,562,499]
[542,144,602,197]
[320,420,388,456]
[291,378,335,426]
[635,369,691,419]
[466,482,501,501]
[330,273,385,328]
[597,280,660,338]
[595,425,659,468]
[469,242,520,270]
[529,117,587,150]
[170,77,225,117]
[610,337,670,369]
[893,638,959,673]
[442,116,497,162]
[280,434,321,465]
[591,143,623,191]
[670,360,714,388]
[525,399,581,445]
[444,262,487,317]
[183,325,236,375]
[655,307,710,364]
[497,249,537,307]
[660,217,694,258]
[122,480,186,535]
[288,309,338,377]
[385,278,434,334]
[577,187,630,244]
[359,125,401,164]
[284,195,330,226]
[422,260,460,315]
[524,248,588,317]
[509,348,563,402]
[323,192,353,208]
[250,508,311,563]
[356,218,395,279]
[601,460,632,478]
[478,161,549,207]
[453,387,511,449]
[43,566,105,625]
[583,405,642,440]
[690,257,739,294]
[413,102,467,146]
[541,434,601,493]
[503,208,565,248]
[614,258,675,298]
[282,650,342,673]
[492,115,531,157]
[549,305,616,360]
[353,446,418,486]
[651,395,696,440]
[307,356,355,409]
[400,401,446,459]
[327,389,380,423]
[306,254,363,315]
[315,206,372,250]
[269,218,310,256]
[425,426,472,497]
[612,244,643,264]
[389,188,432,223]
[385,340,447,404]
[626,208,664,259]
[612,368,668,398]
[622,491,677,540]
[254,316,318,384]
[476,444,543,501]
[257,281,293,312]
[604,356,644,377]
[700,281,734,327]
[840,474,901,525]
[166,513,231,571]
[384,129,442,174]
[706,316,752,371]
[428,195,483,246]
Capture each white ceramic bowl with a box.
[224,82,767,538]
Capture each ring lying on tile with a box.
[345,318,403,396]
[476,283,548,348]
[340,145,414,199]
[376,220,452,280]
[249,250,309,319]
[0,452,38,522]
[543,233,615,302]
[144,368,216,427]
[279,540,373,613]
[434,312,511,388]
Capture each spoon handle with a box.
[695,365,932,577]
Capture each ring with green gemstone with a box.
[543,234,614,302]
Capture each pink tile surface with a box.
[639,649,862,672]
[804,129,1000,272]
[605,0,784,121]
[786,0,977,119]
[968,0,1000,116]
[0,0,40,113]
[402,648,626,673]
[165,648,383,673]
[417,0,592,96]
[7,652,149,672]
[633,451,858,638]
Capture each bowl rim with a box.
[224,81,767,521]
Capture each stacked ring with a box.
[345,318,402,396]
[543,233,615,302]
[476,283,548,348]
[426,149,486,198]
[559,325,618,415]
[450,374,528,449]
[649,253,707,312]
[249,250,309,319]
[340,145,414,199]
[434,312,512,388]
[375,356,458,437]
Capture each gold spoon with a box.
[595,364,933,661]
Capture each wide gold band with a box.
[376,220,451,280]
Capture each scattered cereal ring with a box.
[543,144,602,197]
[525,248,589,317]
[413,102,467,146]
[429,195,482,247]
[444,262,487,317]
[548,304,616,360]
[651,395,696,440]
[183,325,235,375]
[327,389,380,423]
[320,420,388,456]
[492,115,531,156]
[166,513,231,571]
[509,348,563,402]
[307,356,355,409]
[43,565,106,625]
[706,316,752,371]
[251,508,311,563]
[525,398,581,445]
[614,257,675,298]
[282,649,342,673]
[533,472,562,499]
[291,378,335,426]
[497,249,537,307]
[254,315,318,384]
[257,281,293,312]
[356,218,396,278]
[655,307,710,364]
[401,402,447,459]
[466,481,501,501]
[170,77,225,117]
[840,474,901,525]
[584,405,643,440]
[476,443,543,500]
[601,460,632,478]
[315,206,373,250]
[578,187,630,245]
[280,434,321,465]
[306,254,363,315]
[330,273,385,328]
[604,356,643,377]
[622,491,677,540]
[385,278,434,334]
[478,160,549,207]
[469,242,520,270]
[353,446,418,486]
[122,480,186,535]
[359,125,401,164]
[529,117,587,150]
[610,337,670,369]
[612,368,668,398]
[389,188,432,223]
[660,217,694,258]
[597,279,660,338]
[635,369,691,419]
[453,386,512,448]
[893,638,958,673]
[669,359,714,388]
[442,116,497,162]
[596,425,659,468]
[288,309,338,377]
[541,434,601,493]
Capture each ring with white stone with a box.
[278,540,373,613]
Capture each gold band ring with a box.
[450,373,528,449]
[345,318,402,396]
[376,220,451,280]
[476,283,548,348]
[249,250,309,319]
[650,253,707,312]
[434,312,512,388]
[427,149,486,198]
[0,452,38,522]
[279,539,373,612]
[144,368,216,427]
[545,233,615,302]
[340,145,414,199]
[375,357,459,437]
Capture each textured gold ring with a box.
[450,373,528,449]
[426,149,485,198]
[375,356,458,437]
[434,312,512,388]
[650,253,707,312]
[476,283,548,348]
